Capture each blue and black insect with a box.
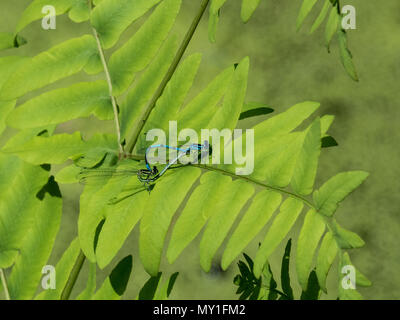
[78,141,212,191]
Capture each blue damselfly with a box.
[78,141,211,191]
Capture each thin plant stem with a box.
[192,164,316,209]
[90,1,124,155]
[126,0,211,154]
[60,250,86,300]
[0,268,10,300]
[127,152,315,209]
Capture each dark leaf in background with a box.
[139,272,162,300]
[280,239,294,300]
[300,270,321,300]
[93,219,106,253]
[166,272,179,298]
[109,255,133,296]
[36,176,62,200]
[239,102,274,120]
[321,136,338,148]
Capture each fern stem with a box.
[60,250,86,300]
[193,164,316,209]
[126,0,211,154]
[129,151,316,209]
[90,4,124,155]
[0,268,10,300]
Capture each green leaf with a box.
[297,0,318,30]
[140,167,201,276]
[138,272,162,300]
[2,126,55,152]
[0,56,29,89]
[83,53,103,75]
[15,0,74,33]
[260,263,278,300]
[153,272,179,300]
[208,7,219,43]
[296,209,326,290]
[176,65,234,135]
[254,101,320,140]
[167,172,232,264]
[92,255,132,300]
[338,287,363,300]
[0,154,49,269]
[280,239,294,300]
[320,114,335,135]
[109,0,182,95]
[76,262,97,300]
[8,176,62,299]
[251,132,305,186]
[241,0,261,23]
[79,161,141,262]
[6,81,110,129]
[96,179,147,268]
[208,57,249,131]
[291,118,321,195]
[310,0,331,33]
[325,7,339,50]
[0,250,19,270]
[239,102,274,120]
[0,100,16,136]
[200,179,255,272]
[331,219,365,249]
[139,53,202,148]
[300,270,321,299]
[316,231,338,292]
[0,58,28,132]
[341,252,371,287]
[2,133,117,165]
[91,0,161,49]
[55,164,81,184]
[68,0,90,22]
[221,190,282,270]
[313,171,369,216]
[338,252,369,300]
[210,0,228,15]
[0,33,27,51]
[0,35,97,100]
[2,132,85,165]
[35,238,80,300]
[253,198,303,278]
[338,29,359,81]
[120,36,178,140]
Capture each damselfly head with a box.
[196,140,212,162]
[203,140,212,155]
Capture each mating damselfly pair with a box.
[78,141,212,191]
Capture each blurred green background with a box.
[0,0,399,299]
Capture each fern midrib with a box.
[192,164,316,209]
[90,0,124,155]
[126,0,211,154]
[128,151,316,209]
